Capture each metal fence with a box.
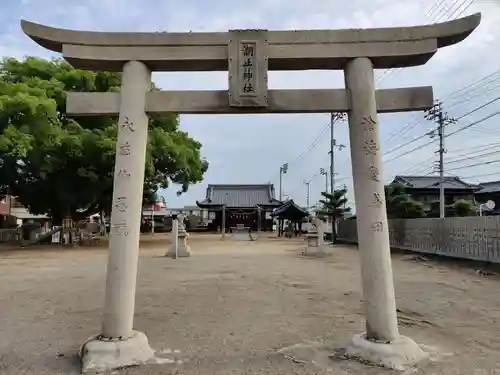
[337,216,500,263]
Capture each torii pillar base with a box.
[80,331,156,373]
[344,333,428,371]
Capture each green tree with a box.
[427,200,458,218]
[316,188,351,243]
[453,199,475,217]
[385,184,426,219]
[0,57,208,224]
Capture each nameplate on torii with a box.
[228,29,268,108]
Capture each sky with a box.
[2,0,500,210]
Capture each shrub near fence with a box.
[337,216,500,264]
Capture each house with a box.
[196,184,283,231]
[473,181,500,215]
[0,195,10,216]
[4,196,48,222]
[389,175,476,208]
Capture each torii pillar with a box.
[84,60,155,372]
[21,13,480,373]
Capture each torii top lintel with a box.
[21,14,480,72]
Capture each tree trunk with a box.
[332,215,337,244]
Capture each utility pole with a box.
[303,180,311,211]
[329,113,346,195]
[425,101,456,219]
[320,168,328,193]
[279,163,288,201]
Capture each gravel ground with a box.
[0,233,499,375]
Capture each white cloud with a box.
[1,0,499,208]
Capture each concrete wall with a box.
[337,216,500,263]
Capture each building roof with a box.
[475,181,500,194]
[196,184,282,209]
[391,175,476,190]
[272,199,309,219]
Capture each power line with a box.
[446,109,500,138]
[270,122,330,183]
[427,0,449,19]
[290,124,330,164]
[448,69,500,100]
[384,67,500,146]
[387,106,500,165]
[384,111,500,169]
[397,156,435,175]
[459,171,500,180]
[384,139,436,163]
[447,81,500,110]
[456,95,500,120]
[446,149,500,164]
[384,130,432,156]
[447,158,500,172]
[435,0,474,21]
[451,0,476,18]
[377,0,475,85]
[385,84,500,149]
[448,140,500,154]
[385,92,500,158]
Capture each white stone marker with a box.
[175,214,191,257]
[176,230,191,257]
[316,218,325,249]
[80,61,156,373]
[303,217,326,256]
[168,216,179,258]
[166,215,190,258]
[344,57,426,368]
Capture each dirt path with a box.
[0,234,499,374]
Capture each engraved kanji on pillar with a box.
[228,29,268,108]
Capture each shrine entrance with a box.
[227,211,255,231]
[21,14,481,373]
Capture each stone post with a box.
[221,205,226,240]
[168,214,190,257]
[80,61,155,373]
[343,57,425,367]
[317,218,325,249]
[167,215,179,258]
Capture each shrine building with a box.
[196,184,282,231]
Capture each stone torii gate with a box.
[21,14,480,373]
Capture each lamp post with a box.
[279,163,288,201]
[329,113,346,195]
[320,168,328,193]
[303,180,311,211]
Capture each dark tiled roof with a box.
[392,175,476,190]
[197,184,282,208]
[272,199,309,219]
[476,181,500,194]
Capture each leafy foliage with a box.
[0,57,208,223]
[385,184,426,219]
[452,199,475,217]
[316,188,351,243]
[427,199,475,217]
